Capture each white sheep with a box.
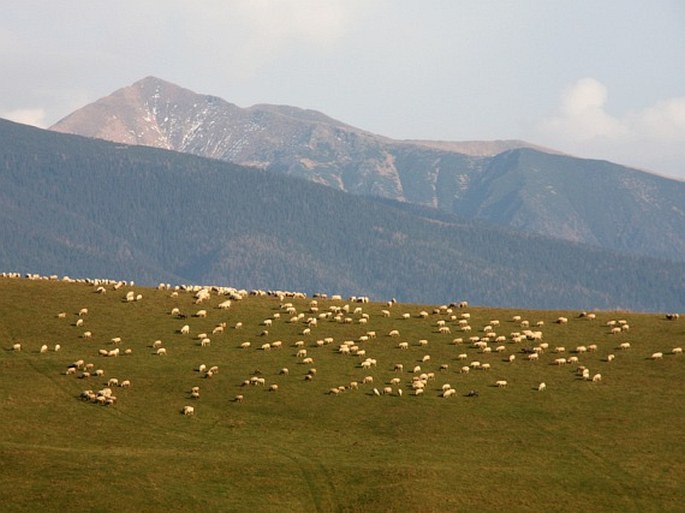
[651,352,664,360]
[592,373,602,382]
[619,342,631,350]
[156,347,167,356]
[537,382,546,391]
[240,342,251,349]
[495,380,508,387]
[40,344,48,353]
[180,325,190,335]
[182,405,195,416]
[672,347,682,355]
[388,329,400,337]
[54,344,61,352]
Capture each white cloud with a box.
[2,108,47,128]
[536,78,685,179]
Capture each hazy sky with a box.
[2,1,684,179]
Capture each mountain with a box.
[2,118,684,311]
[50,77,685,262]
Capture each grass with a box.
[0,276,683,512]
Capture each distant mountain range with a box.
[1,118,684,311]
[50,76,685,262]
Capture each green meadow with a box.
[1,277,683,512]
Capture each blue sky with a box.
[2,0,684,179]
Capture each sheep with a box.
[415,388,425,396]
[180,325,190,335]
[261,343,271,351]
[381,310,391,318]
[111,337,122,345]
[363,376,374,384]
[195,309,208,318]
[119,380,130,388]
[152,340,163,349]
[200,338,211,347]
[537,382,546,391]
[440,364,449,371]
[40,344,48,353]
[57,312,67,319]
[527,353,539,361]
[438,326,451,334]
[156,347,167,356]
[673,347,683,355]
[442,388,456,398]
[382,386,393,395]
[82,331,92,339]
[422,354,431,363]
[495,380,508,387]
[108,378,119,387]
[388,329,400,337]
[182,405,195,416]
[588,344,598,352]
[651,352,664,360]
[75,318,85,327]
[553,346,566,353]
[234,395,244,402]
[441,383,452,392]
[280,368,289,375]
[269,384,279,392]
[302,357,314,365]
[607,354,615,362]
[554,358,567,366]
[108,349,120,357]
[592,373,602,382]
[556,317,568,324]
[79,308,88,316]
[235,322,243,329]
[240,342,251,349]
[212,326,224,335]
[507,354,516,363]
[619,342,631,350]
[480,363,491,371]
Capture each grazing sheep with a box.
[180,325,190,335]
[537,382,546,391]
[363,376,374,384]
[156,347,167,356]
[607,354,615,362]
[442,388,456,398]
[527,353,539,361]
[495,380,508,387]
[438,326,451,334]
[182,405,195,416]
[240,342,251,349]
[302,357,314,365]
[108,378,119,387]
[200,338,211,347]
[480,363,491,371]
[40,344,48,353]
[195,310,208,318]
[75,318,84,327]
[672,347,683,355]
[619,342,631,350]
[269,384,279,392]
[79,308,88,316]
[82,331,92,339]
[235,322,243,329]
[422,355,431,363]
[592,373,602,383]
[389,329,400,338]
[651,352,664,360]
[556,317,568,324]
[261,343,271,351]
[507,354,516,363]
[119,380,130,388]
[152,340,163,349]
[57,312,67,319]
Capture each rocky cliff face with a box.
[50,76,685,262]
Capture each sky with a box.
[2,0,684,180]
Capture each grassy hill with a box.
[1,276,683,512]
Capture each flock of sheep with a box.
[2,272,683,417]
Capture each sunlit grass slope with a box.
[0,276,683,512]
